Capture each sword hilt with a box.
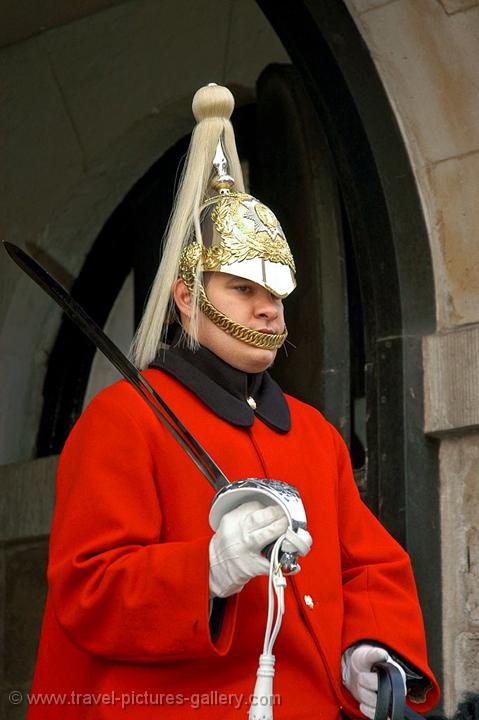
[209,478,308,573]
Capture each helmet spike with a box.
[211,137,235,194]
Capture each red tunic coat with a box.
[28,369,439,719]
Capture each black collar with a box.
[149,340,290,433]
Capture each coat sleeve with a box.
[47,383,237,663]
[331,427,440,710]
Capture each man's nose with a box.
[255,293,281,319]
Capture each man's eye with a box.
[235,285,251,293]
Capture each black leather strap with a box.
[373,662,424,720]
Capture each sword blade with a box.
[3,241,229,490]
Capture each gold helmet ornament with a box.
[178,139,296,351]
[130,84,296,369]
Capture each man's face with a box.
[176,272,286,373]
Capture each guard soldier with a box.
[28,84,439,719]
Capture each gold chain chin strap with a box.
[198,286,287,350]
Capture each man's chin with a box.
[231,346,277,374]
[198,326,278,372]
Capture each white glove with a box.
[342,643,407,719]
[209,501,288,598]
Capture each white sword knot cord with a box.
[249,528,312,720]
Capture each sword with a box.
[3,241,229,491]
[4,241,307,573]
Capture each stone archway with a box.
[6,0,478,709]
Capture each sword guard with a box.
[209,478,308,573]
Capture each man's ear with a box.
[172,278,192,317]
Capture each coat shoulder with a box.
[283,392,349,459]
[83,368,176,411]
[71,369,182,440]
[283,392,335,432]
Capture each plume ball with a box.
[192,84,235,122]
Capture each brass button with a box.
[247,396,257,410]
[304,594,314,609]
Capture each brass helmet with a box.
[178,136,296,351]
[131,84,296,369]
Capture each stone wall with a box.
[0,456,57,719]
[345,0,479,713]
[440,435,479,704]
